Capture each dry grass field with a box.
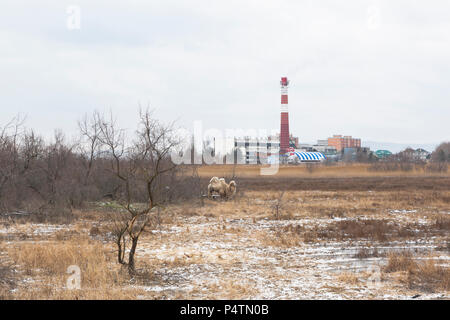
[196,163,449,178]
[1,164,449,299]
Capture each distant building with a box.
[270,133,299,149]
[288,151,326,163]
[415,148,430,161]
[397,148,430,161]
[234,137,279,164]
[375,150,392,159]
[327,135,361,152]
[313,145,337,156]
[233,134,299,164]
[342,147,358,161]
[290,135,299,149]
[297,143,315,152]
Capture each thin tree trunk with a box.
[121,234,126,263]
[115,231,127,264]
[128,237,139,275]
[117,237,124,264]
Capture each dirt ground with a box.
[1,165,449,299]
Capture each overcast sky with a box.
[1,0,449,145]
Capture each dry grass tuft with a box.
[300,218,448,242]
[0,262,16,300]
[300,219,397,242]
[261,218,424,245]
[433,217,450,231]
[334,219,391,241]
[89,226,101,236]
[337,272,360,285]
[55,229,83,241]
[383,251,417,273]
[436,239,450,253]
[202,279,254,299]
[8,240,121,288]
[4,239,155,299]
[258,228,302,247]
[383,251,450,293]
[180,207,200,217]
[354,247,383,259]
[407,260,450,292]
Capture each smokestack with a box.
[280,77,290,155]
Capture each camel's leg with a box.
[207,185,213,199]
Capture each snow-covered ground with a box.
[1,207,448,299]
[133,215,449,299]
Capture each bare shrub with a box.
[305,163,315,173]
[260,228,302,247]
[399,162,414,172]
[431,142,450,162]
[354,247,383,259]
[167,165,207,205]
[368,161,415,172]
[298,219,425,242]
[271,191,285,220]
[425,162,448,173]
[317,219,396,241]
[408,260,450,292]
[383,251,450,292]
[383,251,417,273]
[94,109,180,275]
[0,260,16,299]
[0,116,97,221]
[368,162,395,172]
[89,226,101,236]
[433,216,450,231]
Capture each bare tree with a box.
[21,130,44,173]
[0,115,26,211]
[28,130,78,210]
[272,190,285,220]
[432,142,450,162]
[185,164,204,206]
[108,209,129,265]
[96,109,179,274]
[78,111,102,185]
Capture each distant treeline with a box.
[0,111,202,222]
[367,142,449,172]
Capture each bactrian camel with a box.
[207,177,236,199]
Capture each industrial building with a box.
[233,137,279,164]
[205,77,402,165]
[278,76,327,163]
[228,78,367,164]
[327,135,361,151]
[233,134,300,164]
[288,151,326,163]
[312,145,338,156]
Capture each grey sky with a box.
[1,0,449,145]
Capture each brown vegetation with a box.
[383,251,450,293]
[278,216,449,243]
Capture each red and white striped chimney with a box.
[280,77,290,155]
